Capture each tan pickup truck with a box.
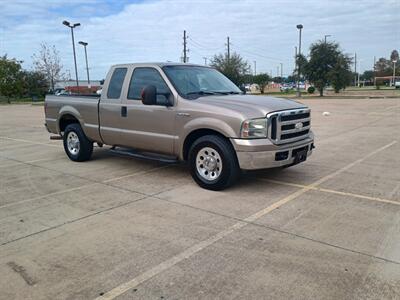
[45,63,314,190]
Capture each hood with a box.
[195,94,307,119]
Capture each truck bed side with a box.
[45,95,102,142]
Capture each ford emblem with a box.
[295,122,303,130]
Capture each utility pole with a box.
[226,36,230,61]
[277,66,279,77]
[393,60,397,87]
[203,57,208,65]
[253,60,257,75]
[373,56,376,86]
[280,63,283,78]
[183,30,188,63]
[354,52,357,86]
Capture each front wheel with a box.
[63,123,93,162]
[188,135,239,190]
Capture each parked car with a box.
[395,80,400,89]
[45,63,314,190]
[280,84,292,92]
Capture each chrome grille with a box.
[267,108,311,144]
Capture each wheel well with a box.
[59,114,79,132]
[182,129,229,161]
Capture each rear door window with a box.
[107,67,127,99]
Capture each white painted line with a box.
[261,179,400,206]
[0,165,170,210]
[0,136,59,148]
[95,140,398,300]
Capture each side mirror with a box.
[141,85,157,105]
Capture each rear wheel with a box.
[189,135,239,190]
[63,123,93,162]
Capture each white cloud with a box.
[0,0,399,80]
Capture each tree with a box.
[302,41,342,96]
[0,55,24,103]
[22,71,49,97]
[328,54,352,93]
[210,52,250,86]
[301,41,352,96]
[375,57,391,76]
[32,43,65,91]
[295,53,308,81]
[360,70,375,82]
[390,50,399,62]
[252,73,270,93]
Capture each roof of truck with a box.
[111,62,209,68]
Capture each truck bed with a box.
[45,94,101,140]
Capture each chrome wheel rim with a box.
[196,147,222,181]
[67,131,80,155]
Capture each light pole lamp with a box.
[79,41,90,87]
[63,20,80,90]
[296,24,303,97]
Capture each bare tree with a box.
[32,43,65,91]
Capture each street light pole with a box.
[324,34,331,43]
[393,60,397,87]
[296,24,303,97]
[79,41,90,87]
[63,20,81,90]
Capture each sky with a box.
[0,0,399,80]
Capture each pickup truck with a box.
[45,63,314,190]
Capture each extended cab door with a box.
[119,66,176,155]
[99,67,128,145]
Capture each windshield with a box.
[163,65,242,99]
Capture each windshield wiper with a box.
[186,91,216,96]
[211,91,241,95]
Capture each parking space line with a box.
[0,165,170,210]
[0,136,60,148]
[95,140,398,300]
[259,179,400,206]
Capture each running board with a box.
[109,147,179,164]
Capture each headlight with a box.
[241,118,267,138]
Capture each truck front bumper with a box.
[230,133,314,170]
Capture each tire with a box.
[188,135,240,190]
[63,123,93,162]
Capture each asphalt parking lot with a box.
[0,98,399,299]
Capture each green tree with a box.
[390,50,399,62]
[0,55,24,103]
[210,52,250,86]
[301,41,352,96]
[22,71,49,97]
[303,41,342,96]
[252,73,270,93]
[295,53,308,80]
[360,70,375,82]
[328,53,352,93]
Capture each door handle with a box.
[121,106,127,117]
